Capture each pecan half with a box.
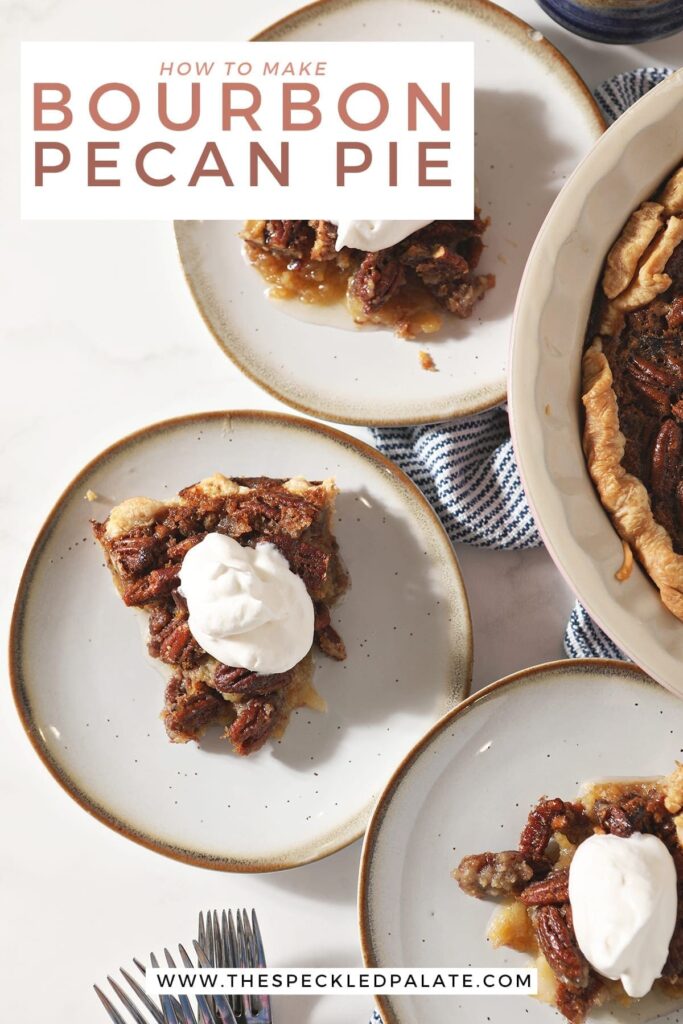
[110,532,160,579]
[314,602,346,661]
[452,851,536,899]
[123,564,180,606]
[166,534,204,562]
[163,674,228,743]
[212,665,293,698]
[593,802,635,837]
[519,868,569,906]
[651,419,682,500]
[351,252,405,313]
[627,357,673,413]
[555,977,604,1024]
[227,694,285,756]
[157,619,204,669]
[630,354,678,388]
[530,905,590,990]
[519,799,591,860]
[271,535,331,595]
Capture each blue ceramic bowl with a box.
[535,0,683,43]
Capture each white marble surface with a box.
[1,3,681,1021]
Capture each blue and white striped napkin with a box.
[373,67,674,665]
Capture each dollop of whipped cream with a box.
[178,533,314,674]
[331,220,432,252]
[568,832,677,998]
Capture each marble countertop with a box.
[1,2,680,1021]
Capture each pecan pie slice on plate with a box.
[93,473,349,756]
[241,218,495,340]
[582,163,683,620]
[454,768,683,1023]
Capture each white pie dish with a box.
[174,0,604,426]
[509,69,683,693]
[10,410,471,871]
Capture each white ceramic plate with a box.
[360,659,683,1024]
[509,70,683,694]
[10,411,471,871]
[174,0,604,426]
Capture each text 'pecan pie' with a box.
[454,766,683,1023]
[241,218,495,340]
[93,473,349,756]
[582,162,683,620]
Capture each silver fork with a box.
[196,910,272,1024]
[95,946,238,1024]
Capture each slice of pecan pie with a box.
[92,474,349,756]
[453,767,683,1023]
[241,218,495,340]
[582,163,683,620]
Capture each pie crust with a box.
[582,162,683,621]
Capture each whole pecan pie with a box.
[241,218,495,340]
[582,162,683,619]
[92,473,349,756]
[453,767,683,1023]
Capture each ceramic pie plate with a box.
[174,0,604,426]
[509,70,683,694]
[359,659,683,1024]
[10,410,471,871]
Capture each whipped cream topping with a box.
[331,219,433,252]
[178,533,314,674]
[568,832,677,998]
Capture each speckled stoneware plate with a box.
[359,659,683,1024]
[509,70,683,694]
[174,0,604,427]
[10,411,471,871]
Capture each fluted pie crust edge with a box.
[582,165,683,622]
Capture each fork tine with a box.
[242,909,255,964]
[207,912,216,966]
[178,945,214,1024]
[95,985,127,1024]
[163,950,197,1024]
[220,910,240,1018]
[121,967,165,1024]
[240,910,259,1016]
[164,948,198,1024]
[220,911,230,967]
[198,913,206,953]
[150,953,181,1024]
[192,943,238,1024]
[236,910,247,970]
[211,913,223,966]
[251,911,271,1023]
[227,911,237,968]
[108,975,152,1024]
[251,911,267,968]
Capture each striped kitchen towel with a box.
[372,67,673,664]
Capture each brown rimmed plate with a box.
[359,659,683,1024]
[10,410,471,872]
[174,0,604,426]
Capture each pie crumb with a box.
[544,403,551,416]
[419,350,438,372]
[615,540,633,582]
[84,489,99,502]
